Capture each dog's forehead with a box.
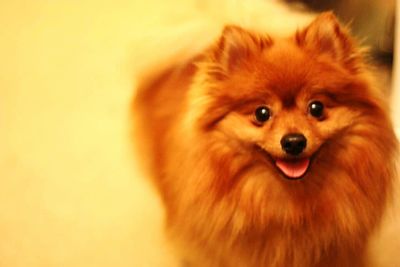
[220,40,347,105]
[257,44,313,104]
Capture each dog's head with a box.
[187,13,394,181]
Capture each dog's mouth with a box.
[275,158,310,179]
[254,145,314,180]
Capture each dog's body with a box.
[134,12,398,267]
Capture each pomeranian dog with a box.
[134,12,398,267]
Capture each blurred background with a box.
[0,1,398,267]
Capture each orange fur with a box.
[134,12,398,267]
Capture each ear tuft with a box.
[211,25,273,72]
[296,12,363,71]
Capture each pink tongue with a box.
[275,158,310,179]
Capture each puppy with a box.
[134,12,398,267]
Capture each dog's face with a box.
[210,41,367,180]
[182,13,396,229]
[190,13,378,180]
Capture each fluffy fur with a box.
[134,12,398,267]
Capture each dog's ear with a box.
[211,25,272,72]
[296,12,363,72]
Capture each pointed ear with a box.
[211,25,272,72]
[296,12,362,71]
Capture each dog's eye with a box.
[254,106,271,123]
[308,101,324,118]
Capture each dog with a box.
[134,11,398,267]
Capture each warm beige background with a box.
[0,1,399,267]
[0,1,183,266]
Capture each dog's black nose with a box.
[281,133,307,155]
